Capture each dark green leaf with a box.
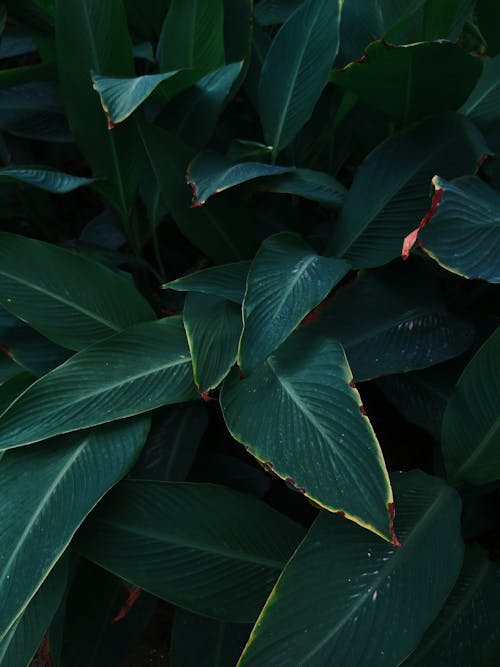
[418,176,500,282]
[0,166,95,193]
[171,609,251,667]
[327,114,488,268]
[476,0,500,56]
[222,328,394,541]
[0,232,155,351]
[332,41,482,125]
[0,373,34,415]
[92,71,181,125]
[56,0,139,215]
[238,232,349,372]
[259,0,342,154]
[75,480,305,622]
[254,0,303,25]
[421,0,476,41]
[164,261,250,304]
[256,168,346,208]
[187,152,293,206]
[403,545,500,665]
[184,293,242,392]
[460,54,500,127]
[442,327,500,485]
[0,418,150,640]
[238,471,463,667]
[0,558,68,667]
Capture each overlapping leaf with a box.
[460,54,500,127]
[258,0,342,154]
[0,418,150,640]
[0,318,195,449]
[75,480,305,622]
[184,292,242,392]
[238,471,463,667]
[222,328,394,541]
[164,261,250,304]
[418,176,500,283]
[327,114,488,267]
[442,326,500,485]
[0,232,155,351]
[238,232,349,372]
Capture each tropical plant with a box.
[0,0,499,665]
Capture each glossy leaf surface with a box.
[0,318,195,449]
[238,471,463,667]
[0,418,149,640]
[0,232,155,351]
[164,261,250,304]
[75,480,305,622]
[0,167,95,193]
[238,233,349,372]
[258,0,341,152]
[419,176,500,283]
[184,292,242,392]
[442,327,500,485]
[222,329,394,541]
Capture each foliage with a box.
[0,0,499,665]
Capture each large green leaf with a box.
[327,113,488,267]
[417,176,500,283]
[0,558,68,667]
[238,471,463,667]
[258,0,342,154]
[442,327,500,485]
[460,54,500,127]
[0,167,95,193]
[171,609,251,667]
[0,417,150,640]
[332,40,482,125]
[307,267,475,381]
[238,233,349,373]
[164,261,251,304]
[403,545,500,666]
[187,152,293,206]
[254,0,303,25]
[56,0,138,216]
[75,480,305,623]
[421,0,476,40]
[0,232,155,351]
[255,168,346,209]
[0,373,34,416]
[92,71,181,125]
[184,292,242,392]
[123,0,169,40]
[222,328,394,541]
[0,317,196,449]
[138,120,258,262]
[157,0,225,98]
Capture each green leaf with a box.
[187,152,293,206]
[476,0,500,56]
[442,326,500,485]
[403,545,500,666]
[92,71,181,125]
[158,62,243,150]
[0,373,34,415]
[238,471,463,667]
[0,417,150,640]
[157,0,225,98]
[418,176,500,282]
[56,0,138,216]
[254,0,303,25]
[307,267,475,381]
[171,609,251,667]
[222,328,394,541]
[123,0,169,40]
[460,54,500,127]
[0,558,68,667]
[57,560,157,667]
[0,318,196,449]
[421,0,476,41]
[0,166,95,193]
[0,232,155,351]
[138,120,258,262]
[327,113,488,268]
[258,0,342,154]
[164,261,251,304]
[75,480,305,623]
[257,168,346,209]
[238,233,349,373]
[331,41,482,125]
[184,292,242,392]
